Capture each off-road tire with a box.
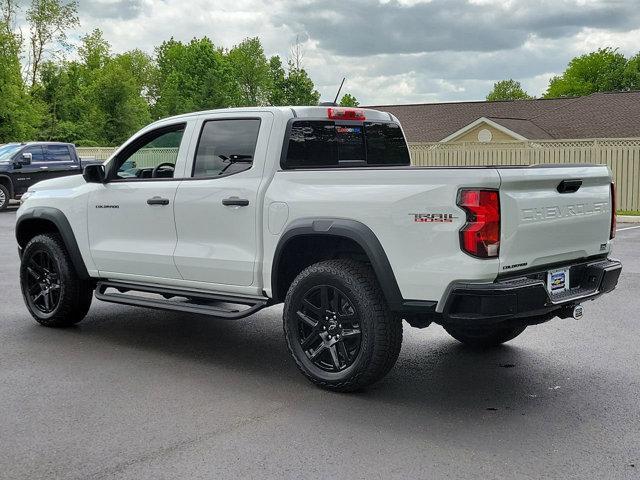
[20,233,93,327]
[444,324,526,349]
[0,184,9,211]
[283,259,402,392]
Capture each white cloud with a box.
[14,0,640,103]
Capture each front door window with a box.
[114,125,185,180]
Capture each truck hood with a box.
[28,173,87,192]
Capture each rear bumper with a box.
[441,257,622,327]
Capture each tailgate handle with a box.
[557,179,582,194]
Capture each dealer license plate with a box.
[547,267,570,295]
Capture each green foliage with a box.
[284,61,320,105]
[486,79,532,101]
[0,20,41,142]
[544,48,639,98]
[623,53,640,91]
[267,56,288,106]
[78,28,110,71]
[35,30,151,145]
[339,93,359,107]
[0,6,325,146]
[84,54,151,145]
[152,37,237,117]
[26,0,79,87]
[228,37,271,106]
[267,55,320,106]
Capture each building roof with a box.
[368,91,640,142]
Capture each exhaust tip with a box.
[572,304,584,320]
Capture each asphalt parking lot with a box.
[1,204,638,480]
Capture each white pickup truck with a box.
[16,106,622,391]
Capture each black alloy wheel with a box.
[24,249,62,314]
[283,259,403,392]
[20,233,93,327]
[295,285,362,372]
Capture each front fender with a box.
[16,207,89,279]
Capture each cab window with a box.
[22,145,45,162]
[46,145,72,162]
[192,119,260,178]
[113,124,185,180]
[282,120,410,169]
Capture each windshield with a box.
[0,144,22,162]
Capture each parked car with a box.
[0,142,101,210]
[15,106,622,391]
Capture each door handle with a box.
[222,197,249,207]
[147,196,170,206]
[40,166,49,170]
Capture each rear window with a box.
[46,145,72,162]
[283,120,409,169]
[192,119,260,177]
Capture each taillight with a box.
[458,189,501,258]
[327,107,365,121]
[610,182,616,239]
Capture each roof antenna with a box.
[332,77,346,105]
[319,77,346,106]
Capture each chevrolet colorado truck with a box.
[0,142,100,210]
[15,106,622,391]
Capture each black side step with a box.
[95,280,268,319]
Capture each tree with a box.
[34,29,152,145]
[37,30,109,141]
[623,52,640,91]
[152,37,236,117]
[544,48,631,98]
[1,0,19,35]
[37,60,81,140]
[0,19,41,142]
[267,52,320,106]
[339,93,359,107]
[26,0,79,88]
[0,25,327,144]
[227,37,271,106]
[486,79,531,101]
[78,29,110,71]
[283,61,320,105]
[267,55,289,106]
[85,55,151,145]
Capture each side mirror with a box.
[19,152,32,165]
[83,164,106,183]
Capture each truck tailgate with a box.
[498,165,612,272]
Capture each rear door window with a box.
[46,145,72,162]
[283,120,409,169]
[192,119,261,177]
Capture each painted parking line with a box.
[616,225,640,232]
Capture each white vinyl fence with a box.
[409,138,640,211]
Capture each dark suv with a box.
[0,142,101,210]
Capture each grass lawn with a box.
[617,210,640,216]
